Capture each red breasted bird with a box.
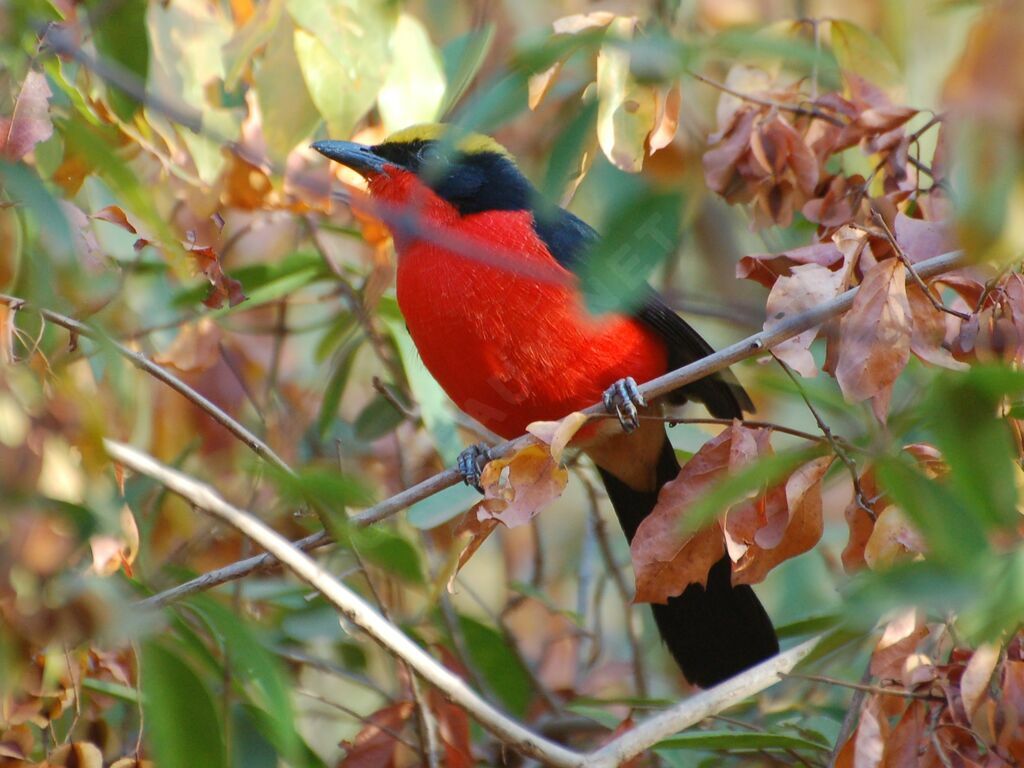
[313,124,778,687]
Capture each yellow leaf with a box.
[596,17,658,173]
[526,411,589,462]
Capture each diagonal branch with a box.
[137,248,967,609]
[104,438,822,768]
[0,294,293,476]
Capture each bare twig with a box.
[104,438,824,768]
[0,294,293,475]
[134,248,968,609]
[689,71,846,127]
[770,353,875,520]
[787,672,943,702]
[869,212,970,321]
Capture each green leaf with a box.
[85,0,149,120]
[924,366,1024,531]
[383,317,461,465]
[439,24,496,117]
[455,614,532,716]
[354,394,406,441]
[288,0,395,137]
[142,641,226,768]
[540,99,598,202]
[656,731,829,753]
[255,16,320,164]
[350,525,425,584]
[874,455,987,566]
[317,331,364,438]
[272,465,375,514]
[187,596,300,764]
[406,482,480,529]
[223,0,285,90]
[578,190,682,315]
[147,0,239,183]
[377,14,446,132]
[830,20,900,87]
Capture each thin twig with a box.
[828,663,873,768]
[0,294,293,475]
[105,438,825,768]
[579,469,648,698]
[690,71,846,127]
[770,353,875,520]
[870,212,971,320]
[133,248,969,609]
[786,672,943,702]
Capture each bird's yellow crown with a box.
[381,123,513,160]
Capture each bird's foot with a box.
[603,376,647,434]
[458,443,493,493]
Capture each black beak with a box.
[311,140,388,177]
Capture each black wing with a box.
[532,206,752,419]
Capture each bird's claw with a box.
[458,443,493,493]
[603,376,647,434]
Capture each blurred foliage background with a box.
[2,0,1024,766]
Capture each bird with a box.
[313,124,778,687]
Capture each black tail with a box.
[598,437,779,688]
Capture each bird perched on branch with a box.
[313,124,778,687]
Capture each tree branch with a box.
[136,247,967,609]
[104,438,823,768]
[0,294,293,476]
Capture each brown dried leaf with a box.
[894,214,956,265]
[89,505,140,577]
[863,505,926,570]
[880,702,926,768]
[907,283,967,370]
[527,412,589,463]
[473,444,568,528]
[737,241,844,289]
[842,469,883,573]
[648,83,681,154]
[731,455,833,585]
[836,258,912,405]
[961,643,1001,724]
[764,262,848,376]
[154,318,222,373]
[871,609,928,679]
[92,205,138,234]
[188,245,247,309]
[0,71,54,162]
[339,701,415,768]
[631,426,741,603]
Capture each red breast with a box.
[371,168,668,439]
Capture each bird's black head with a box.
[312,123,535,215]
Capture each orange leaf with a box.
[864,505,926,570]
[473,444,568,528]
[836,258,911,405]
[340,701,415,768]
[92,205,138,234]
[765,262,848,376]
[527,411,589,463]
[631,425,755,603]
[871,609,928,680]
[732,455,832,585]
[961,643,1001,724]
